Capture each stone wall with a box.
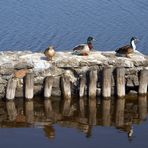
[0,51,147,99]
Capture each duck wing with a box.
[115,45,133,54]
[73,44,86,51]
[44,48,49,55]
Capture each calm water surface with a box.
[0,96,148,148]
[0,0,148,54]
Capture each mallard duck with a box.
[73,36,95,56]
[115,37,139,57]
[44,46,55,60]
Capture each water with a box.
[0,0,148,54]
[0,95,148,148]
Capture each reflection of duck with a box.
[44,125,55,139]
[44,46,55,60]
[115,37,139,57]
[128,126,134,138]
[73,36,95,56]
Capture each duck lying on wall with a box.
[115,37,139,58]
[44,46,55,61]
[72,36,95,56]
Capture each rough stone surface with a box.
[14,62,34,70]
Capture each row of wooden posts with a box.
[6,67,148,100]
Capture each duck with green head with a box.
[73,36,95,56]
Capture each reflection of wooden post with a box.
[102,99,111,126]
[44,99,53,118]
[25,101,34,123]
[89,99,97,125]
[102,67,112,98]
[88,70,98,98]
[79,74,86,98]
[6,101,17,121]
[25,73,34,99]
[79,97,86,117]
[61,75,71,100]
[62,99,71,116]
[116,68,125,97]
[44,76,54,98]
[138,95,147,121]
[139,70,148,95]
[115,98,125,127]
[6,78,17,100]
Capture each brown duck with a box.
[115,37,139,57]
[44,46,55,60]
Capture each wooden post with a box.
[25,100,34,123]
[25,73,34,99]
[116,67,125,97]
[61,74,71,100]
[102,67,112,98]
[138,95,147,121]
[139,69,148,95]
[6,78,17,100]
[44,76,54,98]
[88,70,98,98]
[6,101,17,121]
[102,99,111,126]
[115,98,125,127]
[79,74,86,98]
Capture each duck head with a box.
[87,36,95,50]
[130,37,139,51]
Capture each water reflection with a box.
[1,95,148,140]
[25,100,34,124]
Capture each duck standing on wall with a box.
[115,37,139,57]
[72,36,95,56]
[44,46,55,61]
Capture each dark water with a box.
[0,0,148,54]
[0,95,148,148]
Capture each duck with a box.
[44,46,55,61]
[73,36,95,56]
[115,37,139,57]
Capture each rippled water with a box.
[0,96,148,148]
[0,0,148,54]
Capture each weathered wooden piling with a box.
[6,101,17,121]
[6,78,17,100]
[138,95,147,120]
[102,67,112,98]
[25,73,34,99]
[138,69,148,95]
[116,67,125,97]
[25,101,34,123]
[44,76,54,98]
[102,99,111,126]
[88,70,98,98]
[115,98,125,127]
[61,74,71,100]
[79,74,86,98]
